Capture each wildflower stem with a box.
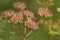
[26,30,33,38]
[24,26,26,35]
[23,26,27,40]
[12,24,20,34]
[0,27,21,37]
[23,37,27,40]
[36,0,42,5]
[12,24,20,32]
[12,24,24,37]
[50,35,53,40]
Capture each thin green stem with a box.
[36,0,42,5]
[0,27,15,34]
[24,27,26,35]
[50,35,53,40]
[0,27,21,37]
[23,37,27,40]
[26,30,33,38]
[11,24,24,38]
[12,24,20,33]
[23,38,26,40]
[22,26,27,40]
[12,24,17,29]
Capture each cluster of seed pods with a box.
[38,7,52,17]
[0,2,39,30]
[0,2,53,30]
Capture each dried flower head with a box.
[13,2,26,10]
[25,18,39,30]
[10,12,23,24]
[2,10,15,18]
[38,7,52,17]
[23,10,34,18]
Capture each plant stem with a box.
[50,35,52,40]
[12,24,21,33]
[24,26,26,35]
[22,26,27,40]
[0,27,20,37]
[26,30,33,38]
[23,37,27,40]
[36,0,42,5]
[50,37,51,40]
[12,24,25,38]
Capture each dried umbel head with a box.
[23,10,34,18]
[24,18,39,30]
[2,10,15,18]
[38,7,52,17]
[10,12,23,24]
[13,2,26,10]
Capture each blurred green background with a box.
[0,0,60,40]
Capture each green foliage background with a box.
[0,0,60,40]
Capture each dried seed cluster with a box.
[25,18,39,30]
[0,2,53,30]
[10,12,23,24]
[13,2,26,10]
[38,7,52,17]
[0,2,40,30]
[2,10,15,18]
